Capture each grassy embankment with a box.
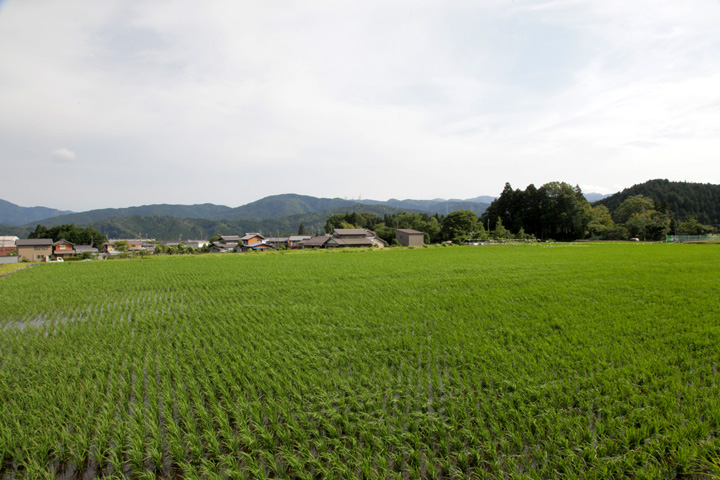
[1,243,719,479]
[0,262,33,277]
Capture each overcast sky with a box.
[1,0,719,211]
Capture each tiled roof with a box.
[333,229,372,236]
[303,236,330,247]
[53,238,75,246]
[241,233,264,240]
[288,235,312,242]
[396,229,424,234]
[219,235,241,242]
[16,239,53,246]
[329,238,374,246]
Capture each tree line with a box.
[28,224,108,246]
[325,181,717,243]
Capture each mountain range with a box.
[0,194,494,228]
[5,181,716,240]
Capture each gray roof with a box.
[265,237,289,243]
[247,243,275,250]
[53,238,75,246]
[16,238,53,246]
[75,245,99,254]
[333,229,373,237]
[329,237,375,246]
[219,235,242,242]
[211,241,238,248]
[396,229,424,235]
[241,233,264,240]
[288,235,312,242]
[303,236,330,247]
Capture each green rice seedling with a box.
[1,244,719,477]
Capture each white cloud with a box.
[0,0,718,209]
[51,148,77,164]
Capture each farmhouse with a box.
[265,237,289,249]
[208,233,268,253]
[396,229,425,247]
[16,238,53,262]
[103,239,155,254]
[243,243,276,252]
[302,236,331,248]
[327,228,386,248]
[288,235,312,248]
[75,245,99,255]
[208,237,238,253]
[241,233,264,246]
[53,239,76,258]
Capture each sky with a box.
[1,0,719,211]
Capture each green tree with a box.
[678,218,714,235]
[298,223,307,235]
[586,205,615,239]
[613,195,655,224]
[114,240,129,253]
[491,218,512,240]
[441,210,478,243]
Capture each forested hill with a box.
[216,194,355,220]
[25,203,234,228]
[0,199,72,226]
[72,204,425,240]
[19,193,488,227]
[594,179,720,225]
[357,198,488,215]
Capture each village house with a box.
[16,238,53,262]
[241,233,264,247]
[103,239,154,254]
[326,228,387,248]
[53,239,76,258]
[243,243,276,252]
[264,237,290,249]
[302,236,331,248]
[208,235,239,253]
[240,233,267,252]
[288,235,312,248]
[75,245,99,256]
[395,229,425,247]
[208,234,267,253]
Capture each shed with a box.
[396,229,424,247]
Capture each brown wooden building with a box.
[53,239,76,258]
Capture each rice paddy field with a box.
[1,243,719,479]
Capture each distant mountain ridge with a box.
[0,199,73,226]
[4,193,493,228]
[584,193,612,202]
[23,203,234,228]
[357,198,489,215]
[74,204,426,240]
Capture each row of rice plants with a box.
[1,243,719,478]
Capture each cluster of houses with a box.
[207,228,423,252]
[0,228,426,263]
[9,238,99,263]
[101,239,208,254]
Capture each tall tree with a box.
[441,210,478,242]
